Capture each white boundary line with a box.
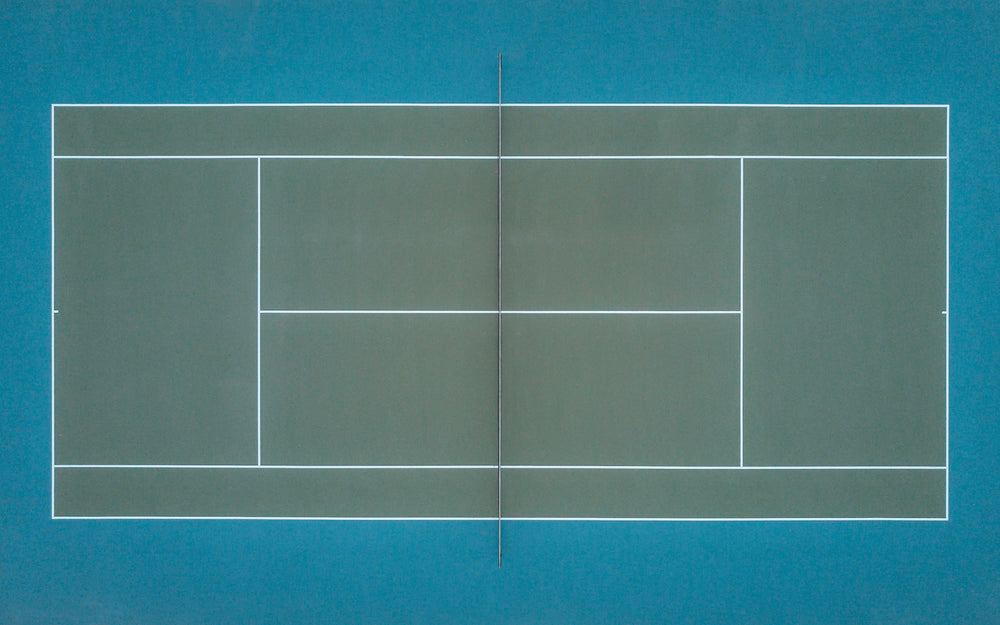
[501,103,949,108]
[54,464,946,471]
[50,516,948,522]
[945,104,951,521]
[53,155,497,160]
[557,464,914,470]
[52,154,947,160]
[50,104,56,520]
[52,103,948,108]
[52,103,499,108]
[53,516,506,521]
[479,517,948,522]
[505,155,947,160]
[55,464,498,470]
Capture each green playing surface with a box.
[52,105,947,519]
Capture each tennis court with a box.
[52,104,947,520]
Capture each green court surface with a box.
[52,105,948,519]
